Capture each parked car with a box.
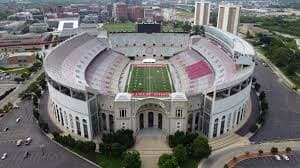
[25,137,32,145]
[282,154,289,161]
[274,155,281,161]
[1,153,7,160]
[23,151,29,158]
[16,139,23,146]
[16,118,21,123]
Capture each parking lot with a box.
[0,99,97,168]
[235,151,300,168]
[250,60,300,142]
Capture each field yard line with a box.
[148,65,151,93]
[125,64,133,92]
[166,64,175,92]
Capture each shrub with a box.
[254,83,261,91]
[168,131,198,148]
[102,129,134,150]
[173,144,187,164]
[191,136,211,160]
[158,154,178,168]
[100,143,111,157]
[233,156,237,162]
[111,143,125,157]
[286,147,292,153]
[261,100,269,111]
[224,164,229,168]
[122,150,141,168]
[249,124,258,133]
[259,91,266,100]
[33,108,40,120]
[271,147,278,154]
[258,149,263,155]
[38,121,49,133]
[245,151,250,156]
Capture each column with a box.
[144,112,148,128]
[154,113,158,128]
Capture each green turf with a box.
[102,22,136,32]
[126,65,174,92]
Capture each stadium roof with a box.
[205,26,255,56]
[45,33,107,90]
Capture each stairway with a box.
[134,129,172,168]
[209,133,249,150]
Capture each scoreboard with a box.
[137,23,161,33]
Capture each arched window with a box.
[109,115,114,132]
[64,111,68,128]
[213,118,219,138]
[75,116,81,136]
[82,119,88,138]
[102,113,107,131]
[227,113,231,131]
[69,114,74,132]
[220,116,226,135]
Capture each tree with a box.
[158,154,178,168]
[254,83,261,91]
[122,150,141,168]
[271,47,292,67]
[111,143,125,157]
[286,63,298,75]
[249,124,258,133]
[286,147,292,153]
[173,144,187,164]
[259,91,266,100]
[271,147,278,154]
[191,136,211,160]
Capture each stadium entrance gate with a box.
[137,103,165,131]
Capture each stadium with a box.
[44,25,255,141]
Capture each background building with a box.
[128,6,144,22]
[194,1,211,26]
[112,2,128,22]
[217,4,241,35]
[0,52,36,68]
[29,23,49,33]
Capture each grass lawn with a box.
[176,9,194,18]
[103,22,136,32]
[162,24,184,32]
[68,147,122,168]
[181,159,199,168]
[0,66,30,74]
[126,64,174,93]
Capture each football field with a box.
[126,64,174,95]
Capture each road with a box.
[0,99,98,168]
[235,152,300,168]
[0,70,44,109]
[199,141,300,168]
[250,61,300,142]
